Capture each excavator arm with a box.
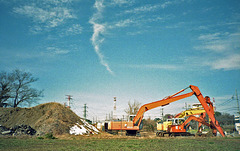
[133,86,193,126]
[181,115,210,129]
[190,85,225,136]
[174,107,205,118]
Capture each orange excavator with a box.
[156,105,209,137]
[107,85,225,137]
[156,113,211,137]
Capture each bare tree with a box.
[124,100,141,115]
[0,69,43,107]
[0,72,13,107]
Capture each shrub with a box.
[44,133,56,139]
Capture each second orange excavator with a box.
[156,104,209,137]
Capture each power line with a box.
[217,97,233,106]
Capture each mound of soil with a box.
[0,102,83,136]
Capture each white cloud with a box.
[194,44,227,52]
[111,0,134,6]
[12,1,77,35]
[46,47,70,55]
[94,0,105,12]
[195,32,239,53]
[124,4,159,14]
[89,0,114,75]
[29,26,43,34]
[194,31,240,70]
[65,24,83,35]
[126,64,179,70]
[165,22,185,29]
[114,19,133,27]
[44,0,73,5]
[208,54,240,70]
[160,1,174,9]
[198,33,221,41]
[123,0,184,14]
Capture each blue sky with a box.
[0,0,240,121]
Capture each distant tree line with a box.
[215,111,235,125]
[0,69,43,108]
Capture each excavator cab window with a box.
[128,115,136,122]
[171,118,185,125]
[179,119,185,124]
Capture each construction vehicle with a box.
[156,115,211,137]
[156,105,208,137]
[156,114,211,137]
[107,85,225,137]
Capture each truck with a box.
[106,85,225,137]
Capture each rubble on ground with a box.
[0,124,36,136]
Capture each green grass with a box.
[0,137,240,151]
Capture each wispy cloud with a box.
[110,0,135,6]
[165,22,185,29]
[65,24,83,36]
[12,1,78,35]
[194,32,230,52]
[125,64,179,70]
[198,33,222,41]
[195,32,240,53]
[194,31,240,70]
[124,4,159,14]
[123,0,183,14]
[46,47,70,55]
[114,19,133,27]
[206,54,240,70]
[13,5,75,29]
[89,0,114,75]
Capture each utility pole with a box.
[65,95,72,108]
[213,97,216,111]
[111,111,113,121]
[183,102,191,110]
[113,97,117,120]
[161,108,164,120]
[83,104,88,120]
[236,89,240,115]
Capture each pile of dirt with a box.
[0,102,84,136]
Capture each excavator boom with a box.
[189,85,225,136]
[133,91,194,124]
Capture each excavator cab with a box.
[128,115,136,122]
[170,118,185,125]
[157,118,185,131]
